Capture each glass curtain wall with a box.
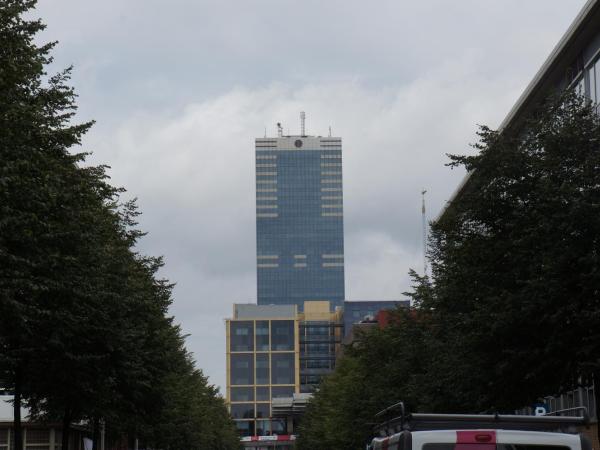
[299,321,342,392]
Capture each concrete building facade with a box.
[343,300,409,338]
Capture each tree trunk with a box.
[62,407,72,450]
[13,370,23,450]
[593,372,600,450]
[92,416,99,450]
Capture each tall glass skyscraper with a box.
[255,135,345,311]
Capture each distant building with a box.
[226,304,298,439]
[255,132,345,311]
[0,395,88,450]
[225,301,342,444]
[230,120,409,448]
[343,300,409,337]
[298,301,343,393]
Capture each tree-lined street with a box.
[0,1,239,448]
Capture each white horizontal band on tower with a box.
[322,262,344,267]
[257,263,279,268]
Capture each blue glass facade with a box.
[256,137,345,311]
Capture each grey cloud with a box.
[32,0,588,390]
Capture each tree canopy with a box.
[0,1,240,449]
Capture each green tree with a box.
[144,342,240,450]
[0,1,97,447]
[425,91,600,415]
[0,2,242,449]
[296,305,431,450]
[298,91,600,448]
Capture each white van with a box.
[369,405,592,450]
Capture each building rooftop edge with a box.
[255,136,342,140]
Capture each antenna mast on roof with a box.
[277,122,283,137]
[421,189,428,276]
[300,111,306,136]
[328,126,332,137]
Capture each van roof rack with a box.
[373,403,590,437]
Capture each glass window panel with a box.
[595,60,600,104]
[256,419,271,437]
[256,353,269,385]
[271,320,294,351]
[271,386,295,398]
[230,403,255,419]
[230,387,254,402]
[256,320,269,351]
[234,420,255,437]
[230,354,254,385]
[576,76,585,97]
[25,429,49,444]
[589,66,597,102]
[271,419,287,434]
[256,402,270,418]
[256,386,270,401]
[230,321,254,352]
[271,353,295,385]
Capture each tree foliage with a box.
[0,1,240,449]
[427,91,600,411]
[296,305,431,450]
[297,91,600,449]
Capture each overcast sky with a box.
[34,0,587,391]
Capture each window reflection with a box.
[230,387,254,402]
[256,419,271,436]
[271,353,295,384]
[271,321,294,351]
[256,403,270,418]
[231,404,255,419]
[256,353,269,385]
[256,320,269,351]
[256,386,270,401]
[271,386,294,398]
[230,321,254,352]
[234,420,255,437]
[230,354,254,385]
[271,419,287,434]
